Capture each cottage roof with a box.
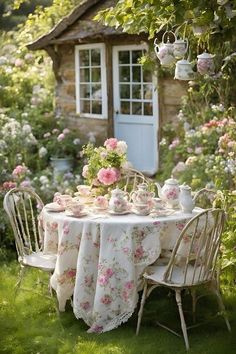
[27,0,121,50]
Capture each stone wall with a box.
[55,44,187,145]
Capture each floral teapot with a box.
[108,187,129,213]
[175,58,195,81]
[131,183,155,204]
[154,31,176,67]
[155,177,180,208]
[197,51,215,75]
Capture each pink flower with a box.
[125,281,134,290]
[97,167,118,185]
[57,133,65,142]
[82,165,89,178]
[2,181,17,190]
[134,245,144,260]
[105,268,114,278]
[15,58,24,67]
[67,269,76,278]
[98,274,109,286]
[100,295,112,305]
[104,138,118,150]
[12,165,28,177]
[84,275,93,287]
[80,301,90,310]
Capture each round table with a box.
[41,207,202,333]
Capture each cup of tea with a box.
[134,203,151,215]
[55,194,73,208]
[66,201,85,216]
[94,196,108,210]
[76,185,91,197]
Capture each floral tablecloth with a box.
[40,208,200,333]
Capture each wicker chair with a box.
[3,187,56,293]
[136,208,231,350]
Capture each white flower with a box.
[121,160,133,169]
[73,138,81,145]
[22,124,32,134]
[39,175,49,184]
[39,147,48,158]
[116,140,128,154]
[87,132,96,143]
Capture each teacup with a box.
[76,185,92,197]
[66,201,85,216]
[152,198,165,211]
[134,203,152,215]
[94,196,108,210]
[55,194,73,208]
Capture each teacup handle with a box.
[130,191,137,202]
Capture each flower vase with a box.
[50,157,73,179]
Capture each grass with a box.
[0,257,235,354]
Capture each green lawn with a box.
[0,257,235,354]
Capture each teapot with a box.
[154,31,176,67]
[108,188,129,213]
[131,183,155,204]
[197,51,215,75]
[173,38,188,59]
[155,177,180,208]
[175,59,195,81]
[179,184,195,214]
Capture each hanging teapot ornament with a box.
[154,31,176,67]
[173,38,188,59]
[197,51,215,75]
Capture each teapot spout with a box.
[155,182,162,199]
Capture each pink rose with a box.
[104,138,118,150]
[134,246,144,260]
[2,181,17,190]
[97,167,118,185]
[12,165,28,177]
[105,268,114,278]
[67,269,76,278]
[80,301,90,310]
[125,281,134,290]
[98,274,109,286]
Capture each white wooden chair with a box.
[193,188,217,208]
[119,167,153,194]
[3,187,56,293]
[136,209,231,350]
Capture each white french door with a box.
[112,45,159,175]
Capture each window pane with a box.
[91,68,101,82]
[119,51,130,64]
[120,101,130,114]
[79,50,89,66]
[132,66,141,82]
[91,49,101,66]
[132,84,141,99]
[92,100,102,114]
[92,84,102,100]
[143,69,152,82]
[132,102,142,115]
[80,68,90,82]
[80,100,90,114]
[144,102,153,115]
[119,66,130,82]
[120,84,130,99]
[132,50,142,64]
[143,84,152,100]
[80,84,90,98]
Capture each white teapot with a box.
[154,31,176,67]
[175,59,195,81]
[179,184,195,213]
[108,188,129,213]
[131,183,155,204]
[155,177,180,208]
[173,38,188,59]
[197,51,215,75]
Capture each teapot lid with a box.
[165,176,179,185]
[180,184,191,190]
[177,59,191,65]
[197,51,215,59]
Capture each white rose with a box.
[116,141,127,154]
[39,147,48,158]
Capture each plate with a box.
[151,209,175,217]
[132,208,150,216]
[108,210,130,215]
[45,203,65,212]
[65,210,88,218]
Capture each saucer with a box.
[108,209,130,215]
[151,209,175,217]
[65,210,88,218]
[132,208,150,216]
[45,203,65,212]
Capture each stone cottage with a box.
[28,0,187,175]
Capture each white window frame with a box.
[75,43,107,119]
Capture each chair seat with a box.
[144,265,208,287]
[20,252,57,271]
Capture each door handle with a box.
[115,110,119,114]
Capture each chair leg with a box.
[175,289,190,351]
[136,281,148,335]
[212,286,231,332]
[14,265,25,297]
[191,289,197,323]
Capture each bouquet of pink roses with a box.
[82,138,128,190]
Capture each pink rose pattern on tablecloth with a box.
[42,208,192,333]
